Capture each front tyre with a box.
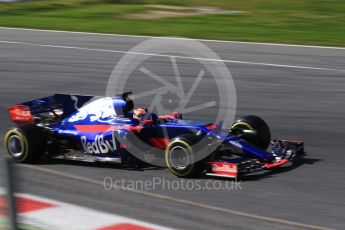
[4,124,47,163]
[165,139,203,178]
[231,115,271,149]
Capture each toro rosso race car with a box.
[3,92,304,178]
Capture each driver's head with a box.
[133,108,147,121]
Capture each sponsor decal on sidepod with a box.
[80,134,117,154]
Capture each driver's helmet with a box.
[133,108,147,121]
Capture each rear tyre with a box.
[231,115,271,149]
[165,138,204,178]
[3,124,47,163]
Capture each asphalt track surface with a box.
[0,27,345,230]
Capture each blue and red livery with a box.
[3,92,304,178]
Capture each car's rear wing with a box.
[7,94,94,125]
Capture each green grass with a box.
[0,0,344,46]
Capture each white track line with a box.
[0,40,344,73]
[17,193,172,230]
[0,190,172,230]
[0,187,5,195]
[1,26,345,50]
[19,164,332,230]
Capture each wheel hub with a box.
[169,146,190,170]
[8,135,24,157]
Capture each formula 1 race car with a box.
[3,92,304,178]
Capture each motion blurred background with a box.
[0,1,345,230]
[0,0,344,46]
